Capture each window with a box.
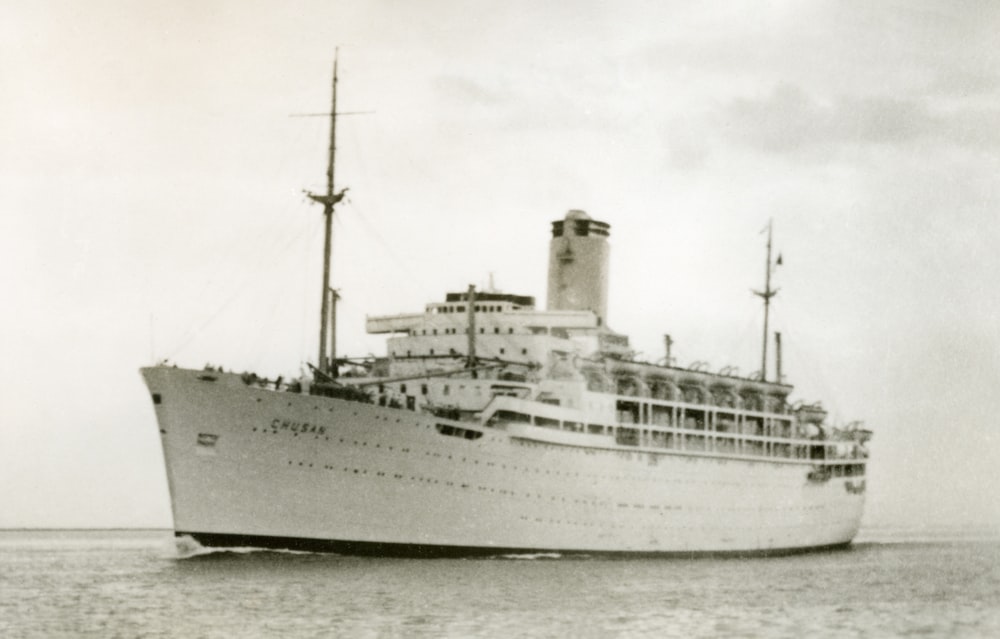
[684,409,706,431]
[777,419,792,438]
[196,433,219,455]
[649,430,672,448]
[651,404,672,426]
[717,413,736,433]
[421,384,428,395]
[493,410,531,423]
[536,417,560,429]
[616,427,639,446]
[617,400,640,424]
[436,424,483,440]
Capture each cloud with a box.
[927,69,1000,97]
[720,83,1000,156]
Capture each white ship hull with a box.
[143,366,866,557]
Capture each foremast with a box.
[308,50,349,378]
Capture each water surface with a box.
[1,529,997,638]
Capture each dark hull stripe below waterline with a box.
[178,531,854,559]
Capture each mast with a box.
[308,50,348,377]
[753,220,778,382]
[466,284,477,369]
[775,330,783,384]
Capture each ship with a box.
[141,59,871,558]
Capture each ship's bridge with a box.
[365,291,627,374]
[367,291,538,334]
[366,291,601,336]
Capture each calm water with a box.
[1,529,998,638]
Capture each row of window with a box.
[285,456,829,526]
[263,414,860,499]
[828,464,865,478]
[434,304,506,313]
[378,384,526,398]
[392,347,529,357]
[489,410,834,461]
[412,326,517,336]
[436,423,483,440]
[490,410,804,441]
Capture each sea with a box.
[1,528,997,638]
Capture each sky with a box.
[1,1,998,531]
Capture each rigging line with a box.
[170,190,319,326]
[344,220,540,368]
[165,130,312,313]
[164,218,319,361]
[298,212,319,368]
[341,199,439,292]
[171,218,316,364]
[243,218,322,371]
[165,199,311,335]
[323,207,538,367]
[338,206,534,363]
[783,336,842,420]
